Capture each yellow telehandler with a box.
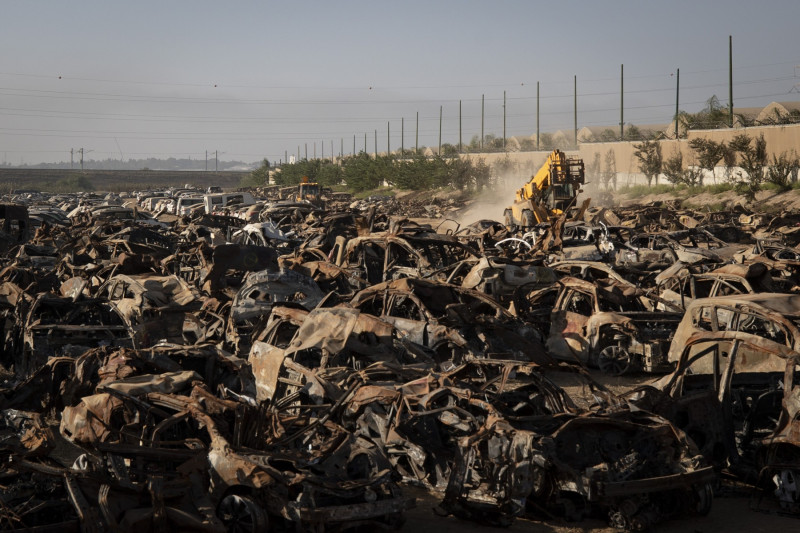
[503,149,586,229]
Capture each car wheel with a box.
[598,344,631,376]
[521,210,534,228]
[218,494,269,533]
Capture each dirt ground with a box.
[616,186,800,212]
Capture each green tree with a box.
[342,153,390,191]
[538,133,555,151]
[662,150,703,187]
[491,154,519,182]
[272,159,319,186]
[681,95,731,131]
[597,129,618,142]
[766,151,800,191]
[483,134,504,152]
[471,157,492,191]
[316,161,344,187]
[623,125,642,141]
[633,140,663,186]
[440,143,460,157]
[603,149,617,190]
[240,158,271,187]
[688,138,727,185]
[728,133,767,201]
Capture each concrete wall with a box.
[458,123,800,186]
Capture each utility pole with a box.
[458,100,462,153]
[297,146,300,161]
[481,94,485,151]
[79,148,84,171]
[285,150,288,164]
[502,91,506,151]
[215,150,218,172]
[536,82,540,151]
[353,135,356,155]
[364,133,367,154]
[438,106,442,155]
[675,68,680,139]
[729,35,734,128]
[70,148,74,169]
[620,64,624,141]
[573,75,578,147]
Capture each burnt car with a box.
[334,232,479,285]
[349,278,550,366]
[98,274,201,346]
[627,330,800,514]
[666,293,800,366]
[227,268,324,353]
[248,306,435,404]
[536,277,682,375]
[655,262,796,310]
[21,294,134,378]
[620,228,746,266]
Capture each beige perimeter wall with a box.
[460,123,800,186]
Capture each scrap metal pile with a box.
[0,189,799,531]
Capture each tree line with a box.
[631,133,800,201]
[245,153,493,193]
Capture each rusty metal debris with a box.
[0,190,799,531]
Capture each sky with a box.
[2,0,799,165]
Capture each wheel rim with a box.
[218,494,268,533]
[599,345,630,376]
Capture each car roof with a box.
[686,293,800,317]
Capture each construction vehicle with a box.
[504,149,585,229]
[295,176,321,205]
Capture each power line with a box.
[0,74,793,107]
[1,58,797,89]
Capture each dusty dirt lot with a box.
[617,186,800,212]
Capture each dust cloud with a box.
[454,169,602,228]
[454,171,523,227]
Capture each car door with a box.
[664,340,737,468]
[385,293,430,346]
[547,287,594,363]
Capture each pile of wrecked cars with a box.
[0,190,798,532]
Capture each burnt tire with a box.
[521,210,534,229]
[504,209,514,230]
[692,483,714,516]
[598,345,631,376]
[218,494,269,533]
